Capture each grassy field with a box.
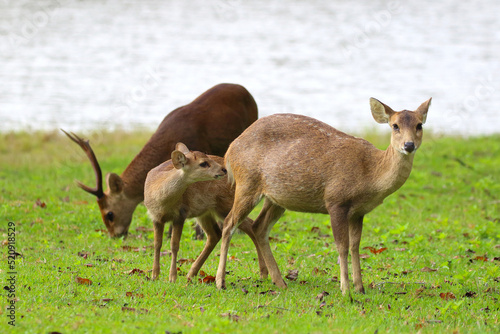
[1,129,499,333]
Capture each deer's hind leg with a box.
[187,215,222,279]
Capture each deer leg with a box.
[194,222,205,240]
[216,191,258,290]
[169,218,185,283]
[252,198,286,288]
[349,215,365,294]
[237,217,269,279]
[152,220,165,280]
[187,215,222,279]
[328,205,350,295]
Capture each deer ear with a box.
[106,173,123,194]
[370,98,394,124]
[175,142,190,155]
[416,98,432,124]
[171,150,187,169]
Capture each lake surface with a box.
[1,0,499,135]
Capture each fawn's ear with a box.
[175,142,190,155]
[171,150,187,169]
[106,173,123,194]
[415,98,432,124]
[370,97,395,124]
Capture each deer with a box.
[144,143,267,282]
[63,83,258,238]
[215,97,431,295]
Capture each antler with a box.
[62,129,104,198]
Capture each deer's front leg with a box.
[169,218,185,282]
[152,220,165,280]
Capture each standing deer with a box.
[144,143,267,282]
[63,83,258,237]
[216,97,431,295]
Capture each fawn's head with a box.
[62,130,136,238]
[370,98,432,155]
[171,143,227,183]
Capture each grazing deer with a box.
[145,143,267,282]
[63,83,258,237]
[216,97,431,294]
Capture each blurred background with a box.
[0,0,498,135]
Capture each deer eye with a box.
[392,124,399,131]
[106,211,114,222]
[199,162,210,168]
[416,123,423,130]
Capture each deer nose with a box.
[222,168,227,174]
[404,142,415,153]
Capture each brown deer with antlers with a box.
[63,83,258,237]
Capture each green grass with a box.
[1,130,499,333]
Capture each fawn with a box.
[144,143,267,282]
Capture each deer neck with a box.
[120,140,176,202]
[375,145,415,195]
[156,170,192,212]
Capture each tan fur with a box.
[216,97,431,295]
[144,144,268,282]
[64,83,258,237]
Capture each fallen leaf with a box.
[202,275,216,284]
[285,269,299,281]
[259,290,278,295]
[316,291,329,301]
[77,251,91,259]
[75,277,92,285]
[242,287,249,294]
[363,246,387,254]
[464,291,476,298]
[199,270,207,277]
[60,196,70,203]
[124,268,146,275]
[439,292,456,300]
[84,264,93,267]
[101,298,113,302]
[178,258,194,265]
[122,306,135,312]
[474,256,488,262]
[126,291,144,298]
[312,267,328,276]
[34,199,47,209]
[311,226,321,233]
[121,246,134,251]
[421,267,437,272]
[2,240,8,246]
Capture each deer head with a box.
[171,143,227,182]
[62,130,136,237]
[370,97,431,155]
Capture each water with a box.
[1,0,499,135]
